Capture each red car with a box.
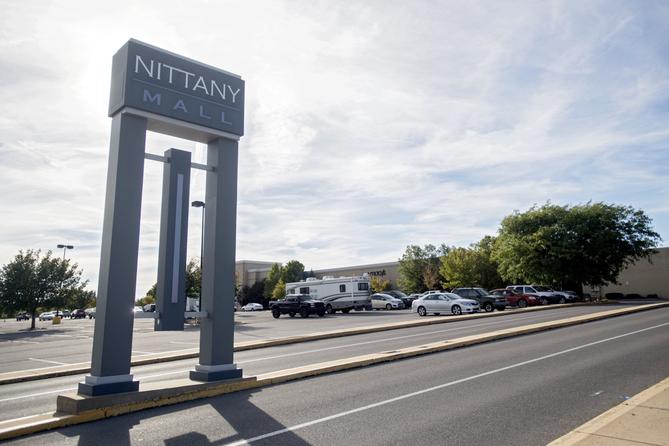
[489,289,540,308]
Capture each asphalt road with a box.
[0,304,636,375]
[0,305,667,443]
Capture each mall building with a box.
[236,247,668,298]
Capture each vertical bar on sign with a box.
[171,174,184,303]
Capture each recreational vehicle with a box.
[285,275,372,314]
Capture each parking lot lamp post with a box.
[57,244,74,260]
[191,201,205,311]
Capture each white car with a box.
[371,293,404,310]
[242,303,263,311]
[411,293,480,316]
[38,311,55,321]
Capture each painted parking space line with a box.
[27,358,68,366]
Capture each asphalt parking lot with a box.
[0,302,655,375]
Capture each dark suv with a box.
[270,295,326,318]
[384,290,414,308]
[450,288,506,312]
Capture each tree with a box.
[184,258,201,299]
[66,289,96,310]
[0,250,87,329]
[440,247,478,289]
[440,237,504,290]
[398,244,449,293]
[282,260,305,283]
[272,279,286,300]
[264,263,283,300]
[370,276,391,293]
[492,202,661,291]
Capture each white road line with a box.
[0,387,76,403]
[235,312,561,364]
[224,321,669,446]
[28,358,68,366]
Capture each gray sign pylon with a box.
[78,113,147,396]
[190,138,242,381]
[155,149,191,331]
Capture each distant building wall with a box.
[594,247,669,298]
[313,262,401,288]
[235,260,275,288]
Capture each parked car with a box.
[70,309,87,319]
[59,309,71,318]
[133,306,143,313]
[489,289,540,308]
[85,308,96,319]
[411,293,480,316]
[234,301,241,312]
[371,293,404,310]
[450,287,506,312]
[242,303,263,311]
[383,290,414,308]
[506,285,564,305]
[269,294,325,318]
[553,290,581,302]
[38,311,55,321]
[143,303,156,312]
[15,312,29,321]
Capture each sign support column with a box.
[155,148,191,331]
[79,112,147,396]
[190,137,242,381]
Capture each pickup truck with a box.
[270,294,326,318]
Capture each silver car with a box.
[371,293,404,310]
[411,292,480,316]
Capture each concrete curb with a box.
[0,302,591,385]
[0,302,666,441]
[548,375,669,445]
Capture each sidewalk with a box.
[550,376,669,446]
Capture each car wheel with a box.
[300,309,309,318]
[342,308,351,314]
[325,305,334,315]
[385,304,392,310]
[483,302,493,312]
[541,298,548,305]
[518,299,528,308]
[317,311,325,317]
[559,297,566,304]
[289,312,296,317]
[451,305,462,316]
[417,306,427,317]
[272,310,280,319]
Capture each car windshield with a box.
[474,288,489,296]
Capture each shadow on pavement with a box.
[55,388,311,446]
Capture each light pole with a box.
[191,201,205,312]
[57,244,74,260]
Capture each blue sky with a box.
[1,1,667,297]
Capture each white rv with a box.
[285,275,372,314]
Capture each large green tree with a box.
[398,244,449,293]
[492,203,661,291]
[0,250,87,329]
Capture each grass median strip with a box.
[0,302,590,385]
[0,302,666,441]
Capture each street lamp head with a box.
[191,201,205,208]
[57,244,74,249]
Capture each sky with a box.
[1,1,668,298]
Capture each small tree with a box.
[272,279,286,300]
[370,276,391,293]
[0,250,86,329]
[264,263,283,300]
[398,244,449,293]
